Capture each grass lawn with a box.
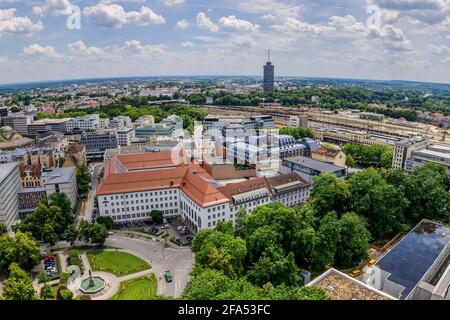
[111,274,157,300]
[86,250,150,277]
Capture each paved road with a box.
[76,163,102,226]
[105,235,194,298]
[43,233,194,298]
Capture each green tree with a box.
[90,223,108,246]
[311,173,351,217]
[247,247,300,287]
[2,263,35,300]
[65,225,79,246]
[40,285,56,300]
[349,168,408,239]
[150,210,163,224]
[312,211,341,268]
[42,224,58,247]
[0,224,7,235]
[345,154,356,168]
[0,231,40,270]
[78,220,92,245]
[336,213,370,268]
[77,164,91,198]
[96,216,114,230]
[404,163,450,223]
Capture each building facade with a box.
[0,163,21,231]
[43,167,78,207]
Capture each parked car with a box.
[349,269,361,278]
[164,271,173,283]
[161,224,170,229]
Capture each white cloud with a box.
[175,19,189,29]
[367,24,412,51]
[23,44,60,58]
[122,40,167,56]
[196,12,219,32]
[181,41,194,47]
[160,0,185,6]
[0,8,43,35]
[67,41,107,59]
[218,15,259,32]
[32,0,73,17]
[126,6,165,25]
[368,0,450,25]
[272,17,335,35]
[83,4,165,28]
[239,0,301,19]
[430,45,450,55]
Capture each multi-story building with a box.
[99,117,110,129]
[405,143,450,173]
[18,187,47,218]
[263,51,275,93]
[134,115,155,128]
[42,167,77,207]
[19,164,42,188]
[109,116,132,129]
[311,146,347,167]
[117,127,135,146]
[30,147,54,168]
[63,143,87,170]
[0,148,29,164]
[0,163,21,231]
[80,129,119,160]
[66,114,100,132]
[96,151,311,233]
[28,118,69,135]
[392,135,428,170]
[290,115,308,128]
[281,155,347,183]
[1,115,33,135]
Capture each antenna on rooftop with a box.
[267,49,271,63]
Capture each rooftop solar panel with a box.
[376,220,450,299]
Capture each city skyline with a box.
[0,0,449,84]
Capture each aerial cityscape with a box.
[0,0,449,310]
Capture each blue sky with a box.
[0,0,449,84]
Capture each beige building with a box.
[30,148,54,168]
[312,146,347,167]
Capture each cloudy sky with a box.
[0,0,449,84]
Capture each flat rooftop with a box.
[282,155,346,173]
[376,220,450,299]
[308,268,395,300]
[44,167,75,184]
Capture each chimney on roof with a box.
[170,181,174,186]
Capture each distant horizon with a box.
[2,1,450,85]
[1,74,450,89]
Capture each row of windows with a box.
[107,189,177,200]
[106,196,178,207]
[105,204,179,214]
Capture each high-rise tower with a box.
[263,49,274,93]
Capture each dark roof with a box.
[376,219,450,299]
[218,177,270,199]
[283,156,345,173]
[266,172,310,189]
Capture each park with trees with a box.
[184,162,450,299]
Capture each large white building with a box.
[96,151,311,233]
[117,127,135,146]
[0,163,21,231]
[66,114,100,132]
[392,135,428,170]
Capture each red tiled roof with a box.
[98,153,228,207]
[218,177,271,199]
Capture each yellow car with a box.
[349,269,361,278]
[368,259,376,266]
